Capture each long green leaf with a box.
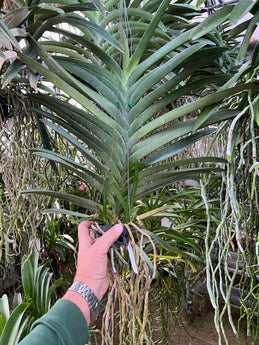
[139,157,226,177]
[192,5,234,40]
[42,209,89,218]
[29,95,124,148]
[51,27,123,79]
[2,8,30,29]
[0,20,21,51]
[129,42,206,104]
[237,10,259,62]
[131,118,196,162]
[134,82,257,141]
[230,0,257,25]
[31,149,104,190]
[136,170,219,199]
[129,0,171,72]
[40,119,122,183]
[141,129,216,165]
[0,303,31,345]
[22,190,102,212]
[21,254,35,302]
[25,37,122,126]
[130,72,230,130]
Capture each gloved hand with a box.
[63,220,123,324]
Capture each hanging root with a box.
[93,222,156,345]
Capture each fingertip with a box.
[112,224,123,235]
[95,224,123,253]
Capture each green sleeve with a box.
[19,299,89,345]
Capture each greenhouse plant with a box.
[0,0,259,344]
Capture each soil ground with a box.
[152,295,254,345]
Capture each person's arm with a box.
[18,221,123,345]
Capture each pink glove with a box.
[63,220,123,324]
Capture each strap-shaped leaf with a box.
[134,82,257,141]
[29,95,124,145]
[0,20,21,51]
[16,51,114,129]
[237,11,259,63]
[192,5,234,40]
[64,15,122,51]
[136,168,222,199]
[129,0,171,72]
[51,27,123,80]
[230,0,257,25]
[129,73,230,133]
[54,57,128,125]
[42,209,89,218]
[2,8,30,29]
[31,148,104,190]
[40,119,123,182]
[22,190,102,212]
[139,157,226,177]
[128,42,206,105]
[60,3,98,13]
[141,129,216,166]
[131,118,195,162]
[41,110,125,165]
[31,109,107,174]
[0,302,31,345]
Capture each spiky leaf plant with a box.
[2,2,256,224]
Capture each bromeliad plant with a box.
[1,0,259,343]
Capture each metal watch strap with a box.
[68,281,99,311]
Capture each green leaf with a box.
[21,242,40,302]
[136,168,223,199]
[129,0,171,72]
[0,302,31,345]
[31,148,104,190]
[12,294,22,310]
[132,118,195,162]
[0,21,21,51]
[34,114,58,174]
[237,11,259,62]
[64,15,122,52]
[3,8,30,29]
[90,0,105,14]
[134,81,256,141]
[0,295,10,324]
[42,209,88,218]
[129,42,206,104]
[230,0,257,25]
[22,189,102,213]
[196,0,207,7]
[192,5,234,40]
[141,129,216,165]
[60,3,97,13]
[141,229,170,250]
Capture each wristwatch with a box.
[68,281,99,312]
